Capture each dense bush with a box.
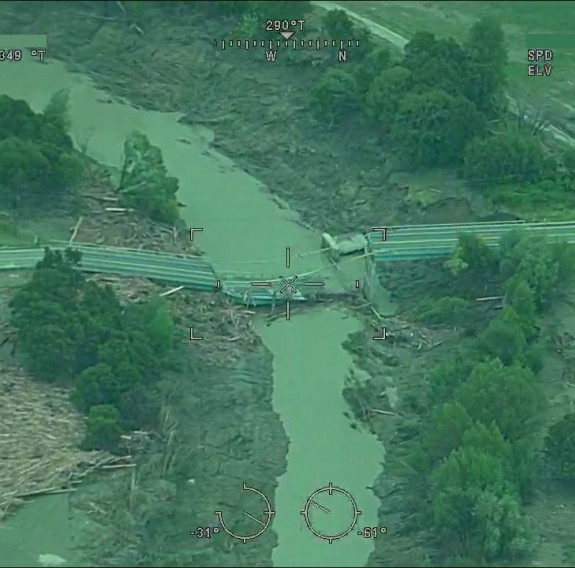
[546,412,575,481]
[0,94,81,210]
[463,128,552,185]
[399,230,575,565]
[10,248,175,452]
[308,10,568,194]
[310,16,512,170]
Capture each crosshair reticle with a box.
[279,275,298,294]
[250,246,326,320]
[301,482,362,543]
[215,483,275,544]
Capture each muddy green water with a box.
[0,495,88,567]
[0,57,382,567]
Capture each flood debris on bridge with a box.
[321,232,367,261]
[5,220,574,310]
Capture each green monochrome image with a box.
[0,1,575,567]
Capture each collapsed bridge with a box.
[0,220,573,307]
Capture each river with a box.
[0,56,382,567]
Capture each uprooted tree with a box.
[118,131,180,224]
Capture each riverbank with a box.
[71,289,287,567]
[350,275,575,568]
[0,144,287,568]
[0,162,158,522]
[5,1,418,234]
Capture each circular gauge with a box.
[301,482,362,543]
[215,483,275,543]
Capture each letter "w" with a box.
[265,50,277,62]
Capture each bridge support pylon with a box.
[362,245,389,310]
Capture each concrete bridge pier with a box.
[362,250,382,304]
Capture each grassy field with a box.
[0,219,37,247]
[340,1,575,120]
[0,216,69,247]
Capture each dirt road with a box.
[312,0,575,148]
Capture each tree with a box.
[403,31,437,70]
[0,95,80,212]
[97,337,142,386]
[464,59,507,117]
[499,233,570,310]
[10,247,173,434]
[72,363,123,413]
[119,131,179,224]
[10,248,85,381]
[248,0,312,20]
[77,282,125,355]
[466,16,507,80]
[545,412,575,480]
[430,445,528,563]
[473,485,530,561]
[427,345,481,408]
[321,9,355,38]
[463,17,508,115]
[498,229,526,278]
[0,93,75,152]
[311,68,360,124]
[126,298,174,358]
[479,307,528,366]
[21,321,80,382]
[448,232,500,296]
[43,88,71,133]
[354,47,392,95]
[0,95,43,140]
[516,247,560,311]
[462,420,535,503]
[411,402,473,473]
[391,89,482,169]
[320,9,372,59]
[82,404,122,453]
[0,137,80,206]
[365,66,413,132]
[504,276,537,338]
[462,421,513,466]
[455,358,544,442]
[407,36,473,98]
[0,138,52,208]
[463,128,548,185]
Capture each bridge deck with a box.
[0,243,308,307]
[0,244,219,292]
[368,220,575,262]
[0,220,574,304]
